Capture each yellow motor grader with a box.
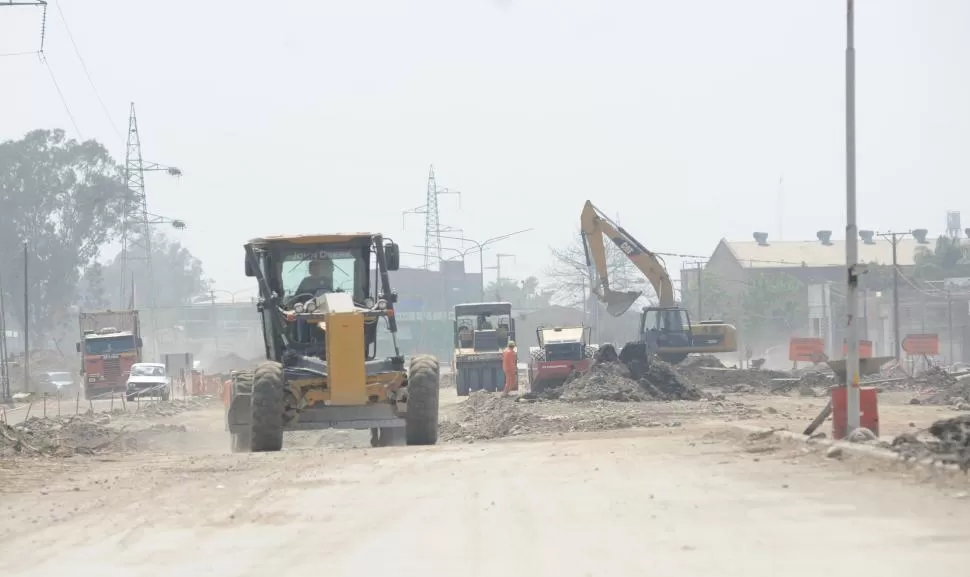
[226,233,440,452]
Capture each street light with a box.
[876,229,930,361]
[439,229,534,300]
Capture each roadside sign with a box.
[789,337,825,362]
[902,333,939,355]
[841,340,873,358]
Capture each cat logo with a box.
[612,237,639,255]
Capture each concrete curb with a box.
[730,423,964,474]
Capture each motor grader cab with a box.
[452,302,514,396]
[226,233,440,452]
[580,200,738,365]
[528,325,597,393]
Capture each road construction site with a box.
[3,359,970,576]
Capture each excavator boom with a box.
[580,200,675,316]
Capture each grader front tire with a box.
[251,361,285,452]
[405,355,440,446]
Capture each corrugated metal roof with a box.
[721,237,940,268]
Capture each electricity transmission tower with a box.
[403,165,461,270]
[118,103,184,359]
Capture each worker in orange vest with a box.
[502,340,518,396]
[222,378,232,408]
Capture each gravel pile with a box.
[890,414,970,470]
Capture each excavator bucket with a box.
[603,288,641,317]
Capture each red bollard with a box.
[831,386,880,440]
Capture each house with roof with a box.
[682,229,970,364]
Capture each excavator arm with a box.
[580,200,675,316]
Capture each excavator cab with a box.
[641,306,692,363]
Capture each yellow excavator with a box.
[580,200,738,364]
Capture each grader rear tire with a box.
[405,355,440,446]
[251,361,284,452]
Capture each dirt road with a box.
[3,398,970,576]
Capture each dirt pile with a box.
[440,392,544,441]
[890,414,970,470]
[557,360,703,402]
[1,413,190,458]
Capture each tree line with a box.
[0,129,209,346]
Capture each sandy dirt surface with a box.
[3,368,970,576]
[2,418,970,576]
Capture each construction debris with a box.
[439,390,750,442]
[890,414,970,470]
[0,413,189,458]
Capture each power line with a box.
[40,52,83,138]
[52,0,122,140]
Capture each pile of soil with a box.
[440,392,544,441]
[555,360,702,402]
[890,414,970,470]
[1,413,189,458]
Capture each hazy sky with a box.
[2,0,968,300]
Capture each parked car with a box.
[36,371,76,395]
[125,362,171,402]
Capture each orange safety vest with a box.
[503,347,517,373]
[222,379,232,407]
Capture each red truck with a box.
[76,310,143,399]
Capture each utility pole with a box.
[210,290,220,356]
[22,242,30,394]
[492,253,515,300]
[844,0,861,432]
[878,229,928,361]
[891,234,900,360]
[0,264,9,401]
[948,287,954,364]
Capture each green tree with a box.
[914,236,970,281]
[686,270,804,347]
[98,229,210,308]
[0,129,128,340]
[78,261,110,310]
